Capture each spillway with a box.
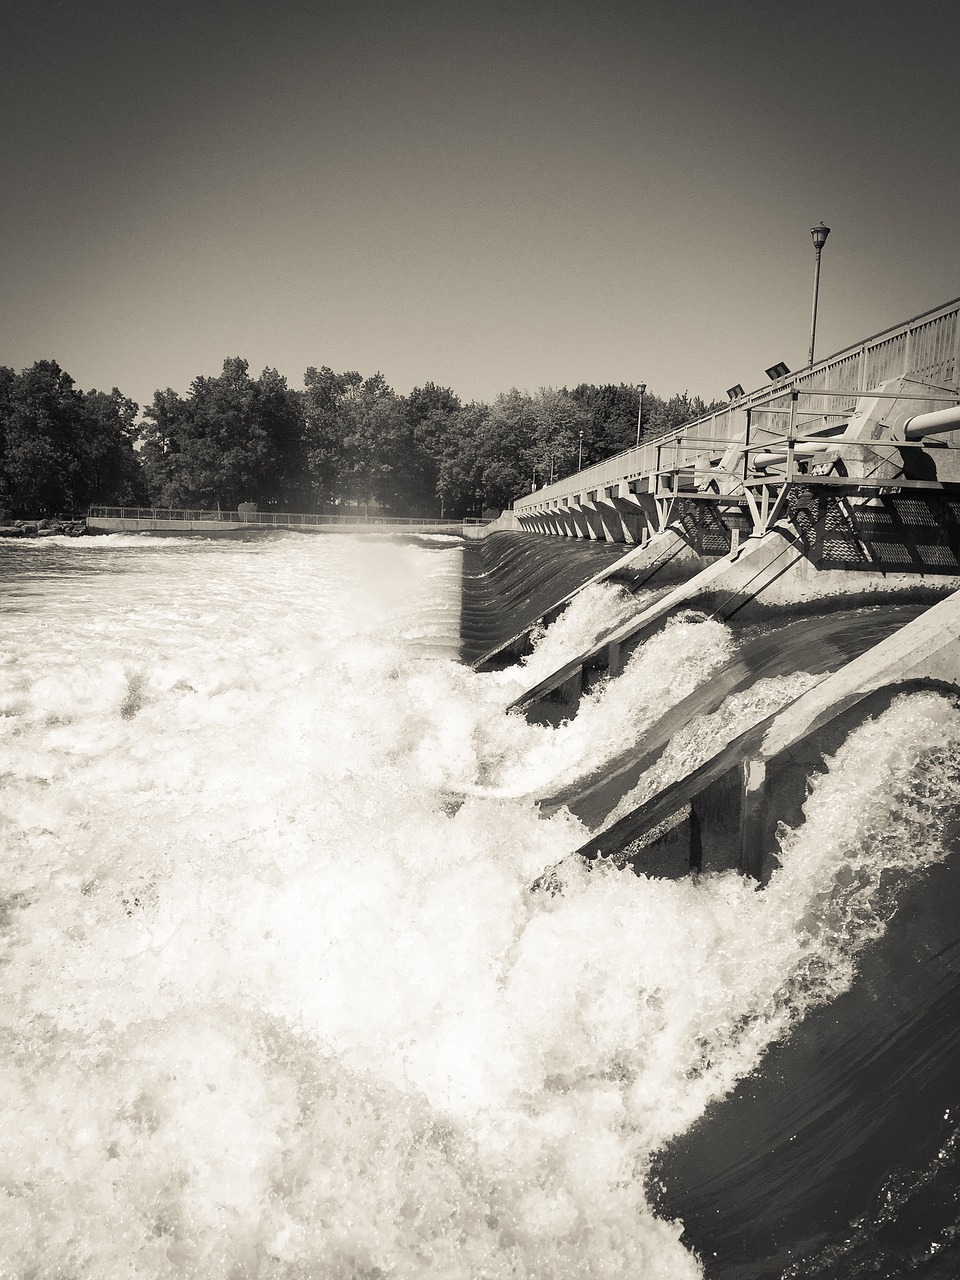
[458,512,960,1275]
[459,529,691,667]
[536,604,927,826]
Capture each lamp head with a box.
[638,382,646,395]
[811,222,830,250]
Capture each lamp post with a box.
[807,222,830,368]
[578,429,583,470]
[635,381,647,448]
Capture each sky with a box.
[3,0,959,413]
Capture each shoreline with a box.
[0,518,87,538]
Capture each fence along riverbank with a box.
[86,507,489,535]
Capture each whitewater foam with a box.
[2,534,958,1279]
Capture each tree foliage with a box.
[139,358,306,510]
[0,361,147,517]
[0,356,723,519]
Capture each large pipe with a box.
[902,404,960,440]
[752,442,832,469]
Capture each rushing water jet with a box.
[1,531,958,1278]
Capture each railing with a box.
[87,507,488,527]
[516,294,960,513]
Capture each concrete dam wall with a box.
[459,528,706,668]
[456,306,960,1277]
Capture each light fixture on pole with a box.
[807,222,830,368]
[578,429,584,470]
[635,382,647,447]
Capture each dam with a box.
[2,298,958,1280]
[462,295,960,875]
[455,294,960,1277]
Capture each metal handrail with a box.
[516,294,960,513]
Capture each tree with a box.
[638,390,725,443]
[0,361,147,516]
[528,388,589,483]
[252,366,308,508]
[569,383,642,460]
[436,402,487,517]
[0,361,85,515]
[79,389,149,507]
[302,365,354,511]
[337,372,401,511]
[0,366,17,513]
[0,352,726,518]
[139,358,306,510]
[476,390,536,510]
[568,383,725,459]
[403,383,462,515]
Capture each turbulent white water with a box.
[2,532,959,1279]
[452,610,740,802]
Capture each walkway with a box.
[515,295,960,547]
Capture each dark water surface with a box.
[654,834,960,1279]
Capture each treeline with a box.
[0,356,723,519]
[0,361,148,518]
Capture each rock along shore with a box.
[0,518,88,538]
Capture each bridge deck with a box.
[515,295,960,521]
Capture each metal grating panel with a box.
[821,496,868,564]
[788,488,960,573]
[676,501,733,557]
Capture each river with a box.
[2,531,959,1278]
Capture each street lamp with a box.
[807,222,830,368]
[635,382,647,447]
[578,429,583,470]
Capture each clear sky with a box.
[3,0,959,412]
